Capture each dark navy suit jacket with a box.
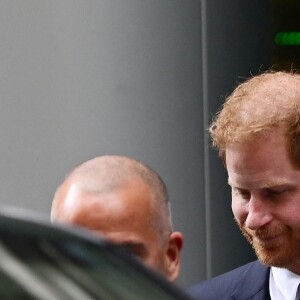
[188,260,271,300]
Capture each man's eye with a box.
[240,192,251,199]
[271,190,283,195]
[233,189,250,199]
[267,189,286,196]
[120,245,145,258]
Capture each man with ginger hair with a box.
[51,155,183,282]
[189,71,300,299]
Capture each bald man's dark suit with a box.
[188,260,271,300]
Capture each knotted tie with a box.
[296,284,300,300]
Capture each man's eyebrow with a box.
[263,181,292,188]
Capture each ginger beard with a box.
[235,218,300,269]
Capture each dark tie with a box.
[296,284,300,300]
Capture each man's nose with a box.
[244,196,273,230]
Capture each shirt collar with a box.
[270,267,300,300]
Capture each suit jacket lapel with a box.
[231,261,271,300]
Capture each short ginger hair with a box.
[209,71,300,167]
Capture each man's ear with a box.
[165,231,183,282]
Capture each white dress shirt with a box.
[269,266,300,300]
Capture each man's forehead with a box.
[63,184,82,211]
[55,183,84,221]
[63,185,124,213]
[61,181,153,220]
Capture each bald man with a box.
[51,155,183,282]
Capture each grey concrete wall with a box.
[0,0,204,288]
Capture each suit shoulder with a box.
[187,260,269,300]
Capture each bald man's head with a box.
[51,155,183,281]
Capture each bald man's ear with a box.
[165,231,183,282]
